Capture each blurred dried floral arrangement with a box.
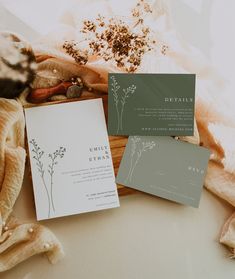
[63,0,158,72]
[0,32,36,99]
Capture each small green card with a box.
[108,73,195,136]
[116,136,210,207]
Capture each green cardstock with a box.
[116,136,210,208]
[108,73,196,136]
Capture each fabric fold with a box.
[0,99,64,272]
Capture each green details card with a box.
[116,136,210,208]
[108,73,195,136]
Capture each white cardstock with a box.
[25,99,120,220]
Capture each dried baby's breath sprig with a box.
[132,0,153,28]
[64,0,156,72]
[82,20,97,33]
[81,13,155,72]
[161,44,169,55]
[62,40,88,65]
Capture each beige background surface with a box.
[1,0,235,278]
[2,169,235,279]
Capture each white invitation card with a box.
[25,99,120,220]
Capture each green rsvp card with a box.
[116,136,210,207]
[108,74,195,136]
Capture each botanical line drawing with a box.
[110,75,120,133]
[48,147,66,212]
[125,136,156,183]
[30,139,50,217]
[30,139,66,218]
[125,136,140,183]
[110,75,136,133]
[120,84,136,130]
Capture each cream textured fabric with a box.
[0,99,64,272]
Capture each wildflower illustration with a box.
[120,84,136,130]
[48,147,66,212]
[110,76,121,133]
[30,139,66,218]
[125,136,141,183]
[110,75,137,133]
[125,137,156,183]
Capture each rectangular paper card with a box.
[25,99,120,220]
[116,136,210,207]
[108,73,195,136]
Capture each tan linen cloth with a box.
[0,99,64,272]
